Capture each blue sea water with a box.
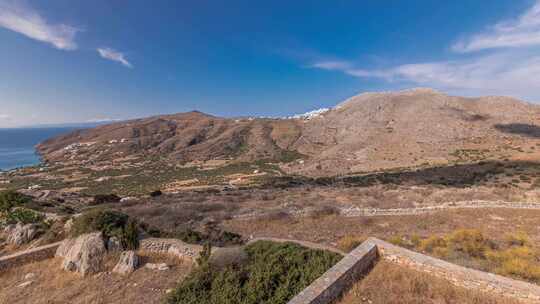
[0,128,76,171]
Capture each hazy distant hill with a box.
[37,89,540,176]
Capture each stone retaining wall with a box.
[288,238,540,304]
[139,238,203,260]
[287,241,378,304]
[368,238,540,303]
[0,242,61,271]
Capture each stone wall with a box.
[287,241,378,304]
[139,238,203,260]
[368,238,540,303]
[288,238,540,304]
[0,241,61,271]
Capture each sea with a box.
[0,128,76,171]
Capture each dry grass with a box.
[336,235,365,252]
[413,229,540,284]
[337,261,520,304]
[0,253,193,304]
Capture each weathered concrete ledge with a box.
[368,237,540,303]
[0,241,62,271]
[287,241,378,304]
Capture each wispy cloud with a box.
[97,48,133,68]
[310,60,352,71]
[0,0,78,50]
[452,0,540,52]
[310,1,540,102]
[0,114,11,120]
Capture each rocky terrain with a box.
[36,88,540,178]
[1,88,540,303]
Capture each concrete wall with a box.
[368,238,540,303]
[0,242,61,271]
[287,241,378,304]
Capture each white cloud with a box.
[310,2,540,102]
[453,1,540,52]
[0,0,78,50]
[0,114,11,120]
[310,60,352,71]
[97,48,133,68]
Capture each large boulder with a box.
[113,250,139,275]
[55,232,106,276]
[4,223,39,245]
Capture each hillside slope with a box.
[37,89,540,177]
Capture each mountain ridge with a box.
[37,88,540,177]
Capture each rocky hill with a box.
[37,88,540,177]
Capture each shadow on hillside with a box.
[494,123,540,138]
[262,160,540,189]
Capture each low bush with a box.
[164,228,243,247]
[166,241,342,304]
[5,208,44,225]
[0,190,30,214]
[149,190,163,197]
[92,194,121,205]
[71,209,139,249]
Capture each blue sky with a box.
[0,0,539,127]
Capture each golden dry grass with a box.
[337,261,520,304]
[0,252,193,304]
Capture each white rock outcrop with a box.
[4,223,38,245]
[55,232,106,276]
[113,250,139,275]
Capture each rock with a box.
[56,232,106,276]
[113,251,139,275]
[4,223,39,245]
[18,281,33,288]
[63,219,74,233]
[24,273,36,280]
[120,197,137,203]
[107,236,123,252]
[145,263,169,271]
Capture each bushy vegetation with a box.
[146,226,243,247]
[166,241,342,304]
[0,190,30,214]
[71,209,139,249]
[413,229,540,283]
[92,194,121,205]
[5,208,44,225]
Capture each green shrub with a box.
[92,194,121,205]
[0,190,30,214]
[149,190,162,197]
[6,208,44,225]
[176,229,204,244]
[166,241,342,304]
[71,209,139,249]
